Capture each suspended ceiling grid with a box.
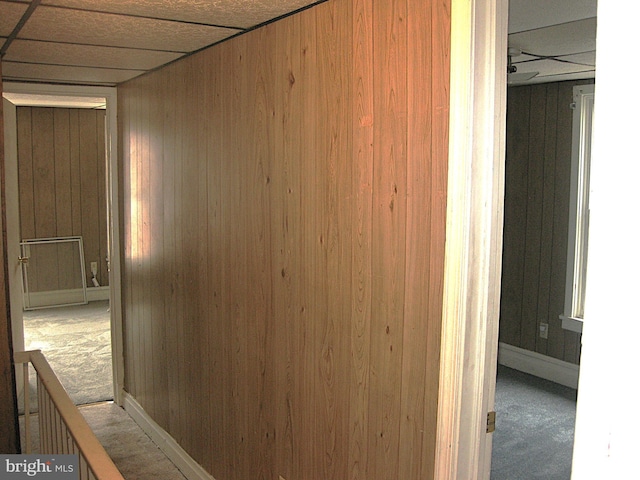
[1,0,597,89]
[0,0,322,86]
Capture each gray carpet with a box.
[21,300,113,409]
[491,365,577,480]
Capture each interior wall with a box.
[118,0,450,478]
[0,59,21,454]
[499,79,594,364]
[16,107,109,289]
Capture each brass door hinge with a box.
[486,411,496,433]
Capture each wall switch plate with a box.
[539,322,549,339]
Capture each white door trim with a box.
[2,82,124,406]
[435,0,508,478]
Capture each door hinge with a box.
[486,411,496,433]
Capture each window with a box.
[561,84,594,333]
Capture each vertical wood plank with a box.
[368,0,408,478]
[96,111,108,286]
[17,108,35,240]
[349,0,373,478]
[500,86,530,346]
[203,45,225,477]
[423,1,450,476]
[537,83,558,357]
[400,0,433,476]
[53,109,73,290]
[272,12,305,480]
[520,84,546,352]
[78,109,100,287]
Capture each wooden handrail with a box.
[14,350,124,480]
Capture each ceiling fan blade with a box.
[507,71,539,85]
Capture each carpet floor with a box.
[491,365,578,480]
[21,300,113,409]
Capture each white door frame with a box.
[2,82,124,406]
[435,0,508,478]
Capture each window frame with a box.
[561,84,594,333]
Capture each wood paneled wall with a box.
[500,79,594,364]
[0,59,21,453]
[118,0,450,478]
[16,107,109,289]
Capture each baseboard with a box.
[123,393,214,480]
[86,286,110,302]
[498,342,580,389]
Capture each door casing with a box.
[2,82,124,405]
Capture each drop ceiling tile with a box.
[2,61,144,86]
[509,17,597,57]
[509,0,597,34]
[19,5,240,52]
[5,39,184,71]
[0,1,29,37]
[41,0,320,29]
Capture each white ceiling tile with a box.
[19,6,239,52]
[41,0,319,29]
[509,0,597,33]
[5,39,184,70]
[509,17,597,57]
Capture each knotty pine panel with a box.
[500,80,593,364]
[16,107,109,290]
[118,0,450,478]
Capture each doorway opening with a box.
[2,84,123,413]
[491,2,596,478]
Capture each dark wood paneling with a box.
[118,0,451,478]
[500,79,594,363]
[16,107,109,290]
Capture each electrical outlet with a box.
[539,322,549,339]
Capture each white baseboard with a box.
[123,393,214,480]
[87,286,110,302]
[498,342,580,389]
